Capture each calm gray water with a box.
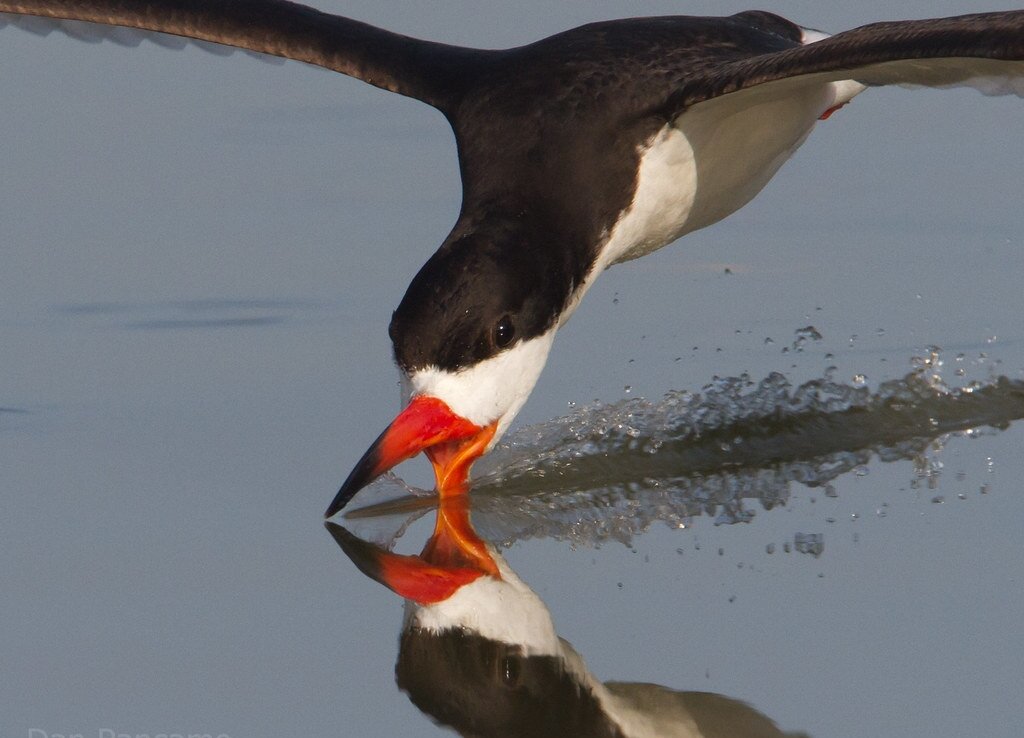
[2,2,1023,737]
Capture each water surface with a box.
[2,2,1023,737]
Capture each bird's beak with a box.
[325,496,499,604]
[325,395,497,517]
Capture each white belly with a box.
[599,77,864,267]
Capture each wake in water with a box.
[347,348,1024,547]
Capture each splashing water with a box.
[348,348,1024,547]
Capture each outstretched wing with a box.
[0,0,486,110]
[666,10,1024,116]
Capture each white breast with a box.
[599,74,862,268]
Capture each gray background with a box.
[2,2,1023,736]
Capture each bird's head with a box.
[326,218,576,516]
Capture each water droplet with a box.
[790,326,823,353]
[766,543,775,554]
[794,533,824,557]
[852,373,867,386]
[617,582,624,589]
[931,495,945,504]
[728,595,736,602]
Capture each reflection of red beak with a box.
[326,496,499,604]
[325,396,497,518]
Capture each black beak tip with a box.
[324,485,353,519]
[324,449,381,518]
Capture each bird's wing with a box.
[664,10,1024,117]
[0,0,485,110]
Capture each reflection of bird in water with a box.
[396,630,809,738]
[4,4,1023,515]
[327,498,809,737]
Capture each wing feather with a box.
[665,10,1024,116]
[0,0,487,109]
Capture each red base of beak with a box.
[325,396,497,517]
[424,421,497,496]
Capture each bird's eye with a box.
[493,315,516,349]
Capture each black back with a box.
[5,3,1024,372]
[391,14,804,371]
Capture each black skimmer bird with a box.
[3,3,1022,516]
[328,499,808,737]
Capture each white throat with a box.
[403,329,557,442]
